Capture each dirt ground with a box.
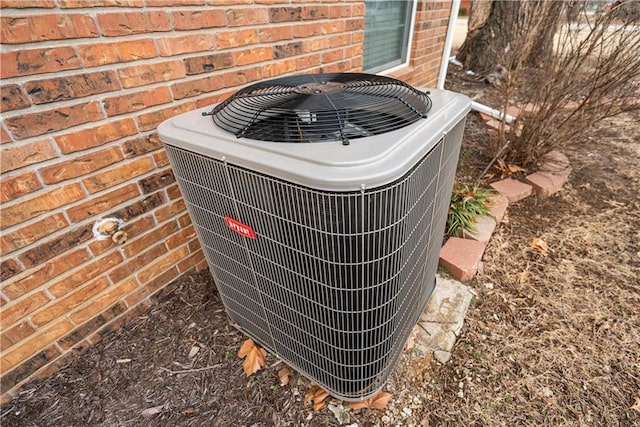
[2,69,639,426]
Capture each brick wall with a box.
[0,0,451,401]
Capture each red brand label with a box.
[224,216,256,239]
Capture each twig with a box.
[159,365,221,375]
[475,140,511,184]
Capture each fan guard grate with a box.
[206,73,432,145]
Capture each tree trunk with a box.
[457,0,565,73]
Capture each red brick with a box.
[177,211,192,228]
[121,133,162,158]
[270,6,302,22]
[39,146,123,184]
[525,172,569,197]
[165,184,182,200]
[225,8,269,26]
[194,90,233,108]
[1,84,30,113]
[322,49,344,63]
[118,60,185,88]
[487,193,509,224]
[33,277,111,327]
[4,101,103,140]
[78,39,157,67]
[1,259,21,281]
[58,302,126,350]
[489,178,533,203]
[234,47,273,66]
[146,0,203,5]
[58,0,143,6]
[156,34,215,56]
[294,22,324,38]
[0,47,81,79]
[125,266,178,307]
[296,53,322,70]
[215,28,258,49]
[123,220,178,258]
[1,345,59,396]
[1,184,84,230]
[0,0,56,7]
[302,38,330,52]
[258,26,293,43]
[24,71,120,105]
[171,75,222,100]
[220,67,263,89]
[0,171,41,204]
[183,53,234,75]
[136,101,194,132]
[328,33,352,47]
[1,292,49,327]
[263,58,296,78]
[1,139,57,173]
[66,183,140,223]
[2,249,89,300]
[153,151,169,167]
[538,150,571,174]
[83,157,154,194]
[97,11,170,36]
[54,118,137,154]
[1,126,11,144]
[171,9,226,30]
[108,192,165,223]
[1,320,72,373]
[328,5,351,18]
[0,14,98,44]
[461,215,496,244]
[88,215,153,256]
[0,214,68,255]
[69,279,137,325]
[47,253,123,299]
[439,237,486,282]
[18,224,93,269]
[137,246,189,284]
[178,250,205,273]
[302,5,329,19]
[166,225,195,250]
[103,86,172,117]
[1,322,36,350]
[138,168,175,194]
[109,243,166,283]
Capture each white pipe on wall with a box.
[437,0,515,124]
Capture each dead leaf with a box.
[237,339,267,376]
[140,405,163,417]
[531,237,549,253]
[304,385,332,412]
[631,397,640,413]
[278,367,291,386]
[348,391,392,411]
[116,358,131,364]
[507,164,526,173]
[181,406,197,415]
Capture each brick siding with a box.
[0,0,451,402]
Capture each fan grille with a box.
[208,73,432,145]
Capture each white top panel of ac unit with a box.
[158,88,471,192]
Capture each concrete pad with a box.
[487,193,509,223]
[411,276,476,364]
[490,178,532,203]
[462,215,496,244]
[439,237,486,282]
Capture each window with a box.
[363,0,416,73]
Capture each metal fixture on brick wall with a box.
[159,73,471,401]
[93,217,127,244]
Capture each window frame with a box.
[362,0,418,75]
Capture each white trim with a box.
[365,0,418,74]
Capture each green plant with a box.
[446,183,495,237]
